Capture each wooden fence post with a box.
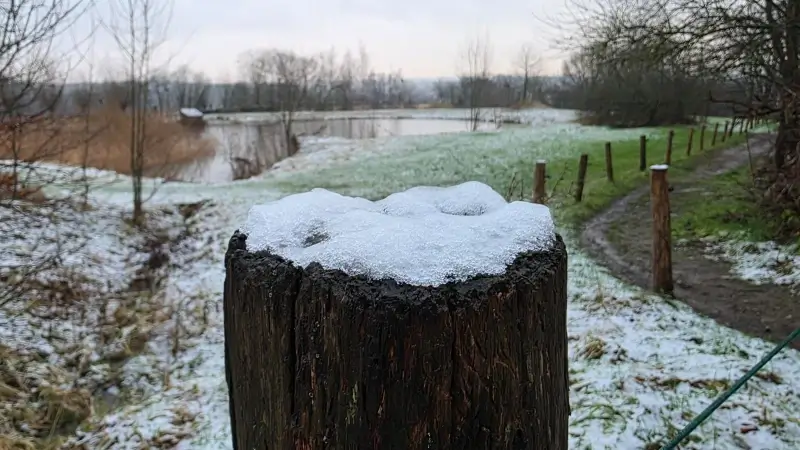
[224,225,570,450]
[575,154,588,202]
[711,123,719,146]
[650,165,673,295]
[686,128,694,156]
[604,142,614,182]
[739,118,745,135]
[532,160,547,204]
[699,124,706,152]
[639,135,647,171]
[665,129,674,164]
[721,122,728,142]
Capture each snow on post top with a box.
[242,181,556,286]
[650,164,669,171]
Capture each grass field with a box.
[671,164,778,242]
[4,111,798,450]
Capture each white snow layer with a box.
[180,107,203,117]
[242,181,556,286]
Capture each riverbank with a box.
[0,108,214,180]
[3,116,799,449]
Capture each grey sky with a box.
[72,0,568,81]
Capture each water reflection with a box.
[178,118,501,182]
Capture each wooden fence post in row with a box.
[575,154,588,202]
[604,142,614,183]
[712,123,719,146]
[532,160,547,204]
[721,122,728,143]
[686,127,695,156]
[665,129,675,164]
[639,135,647,171]
[650,164,673,295]
[699,124,706,152]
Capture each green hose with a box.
[661,327,800,450]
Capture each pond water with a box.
[178,118,506,182]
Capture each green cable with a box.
[661,326,800,450]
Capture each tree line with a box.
[550,0,797,236]
[56,49,551,115]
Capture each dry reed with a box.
[0,107,214,179]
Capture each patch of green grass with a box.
[550,127,749,226]
[670,165,778,242]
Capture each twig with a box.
[548,162,570,202]
[504,171,520,201]
[745,131,755,186]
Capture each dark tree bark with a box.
[224,230,569,450]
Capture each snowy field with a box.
[2,108,799,449]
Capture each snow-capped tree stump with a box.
[223,182,569,450]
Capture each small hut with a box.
[179,107,205,129]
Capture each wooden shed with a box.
[179,107,205,128]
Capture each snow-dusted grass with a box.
[4,110,799,449]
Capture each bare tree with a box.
[458,32,493,131]
[334,50,357,110]
[560,0,790,166]
[516,44,540,105]
[0,0,92,305]
[554,0,800,237]
[269,50,318,156]
[239,50,270,107]
[106,0,174,224]
[172,64,210,109]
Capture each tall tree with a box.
[564,0,793,168]
[0,0,93,306]
[106,0,174,224]
[516,44,540,104]
[458,32,493,131]
[268,50,318,155]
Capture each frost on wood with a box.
[241,181,556,286]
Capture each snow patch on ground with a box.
[702,236,800,293]
[243,182,555,286]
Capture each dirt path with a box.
[581,134,800,350]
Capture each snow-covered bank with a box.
[3,113,799,449]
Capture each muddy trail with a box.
[581,133,800,350]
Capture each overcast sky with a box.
[67,0,571,81]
